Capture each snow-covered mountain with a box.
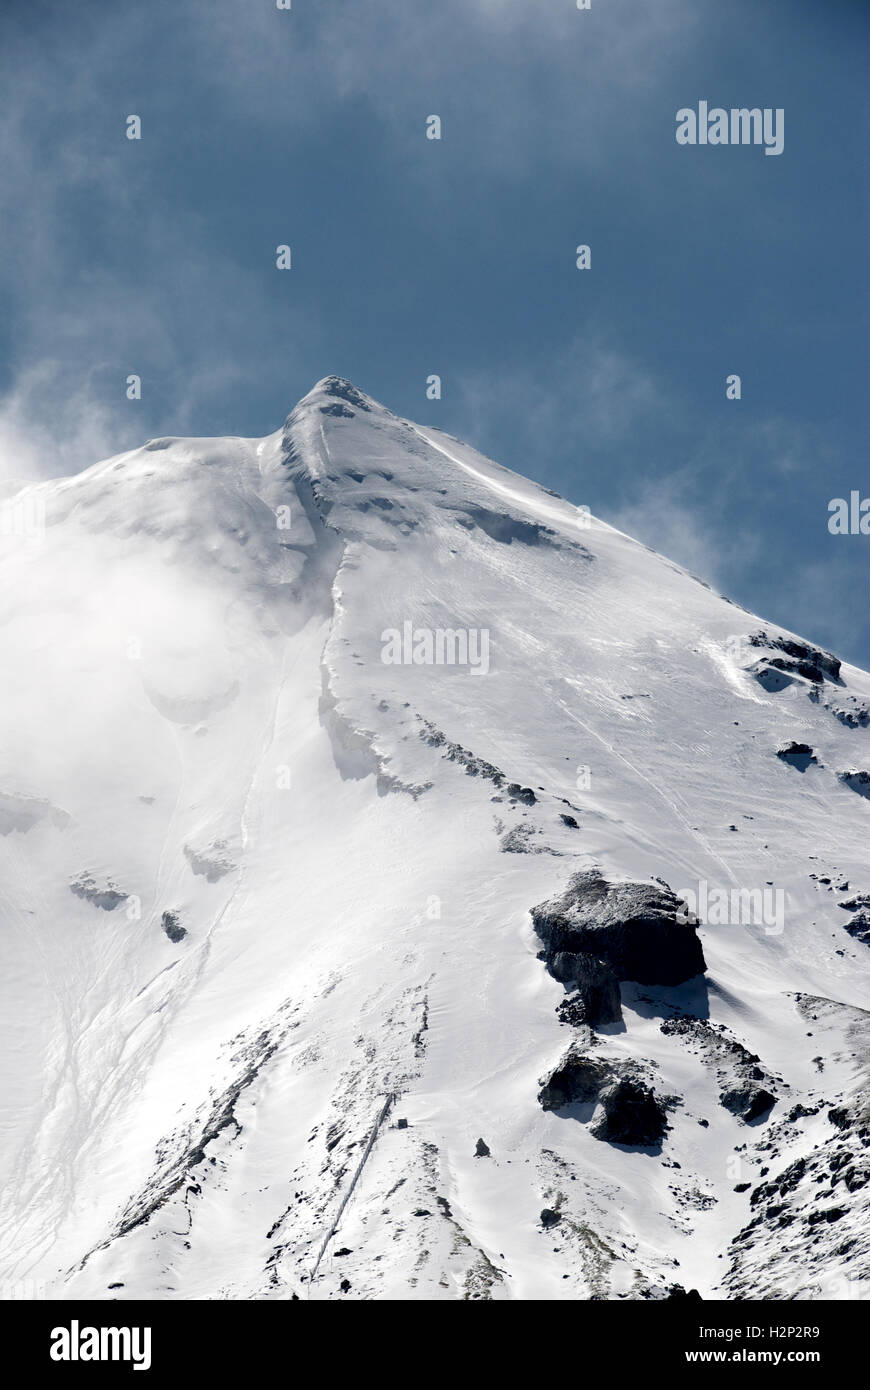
[0,376,867,1301]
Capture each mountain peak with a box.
[293,375,384,421]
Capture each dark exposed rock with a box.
[319,376,372,412]
[548,951,622,1026]
[719,1082,776,1122]
[776,741,817,771]
[838,893,870,912]
[538,1045,668,1146]
[749,631,841,684]
[531,869,705,986]
[559,813,579,829]
[540,1208,561,1228]
[837,769,870,799]
[843,911,870,946]
[556,994,589,1028]
[162,910,187,943]
[474,1137,491,1158]
[590,1078,669,1146]
[112,1015,288,1241]
[537,1046,613,1111]
[806,1207,846,1225]
[833,704,870,728]
[638,1282,702,1301]
[506,783,536,805]
[660,1015,780,1121]
[788,1103,820,1121]
[458,507,558,549]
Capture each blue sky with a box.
[1,0,867,667]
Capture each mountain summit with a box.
[0,382,868,1301]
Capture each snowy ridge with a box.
[0,376,868,1301]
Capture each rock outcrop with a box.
[776,741,817,771]
[538,1044,669,1146]
[590,1077,669,1146]
[548,951,622,1026]
[748,631,842,685]
[837,769,870,798]
[162,910,187,943]
[537,1045,612,1111]
[661,1015,780,1123]
[532,869,705,987]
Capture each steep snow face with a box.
[0,375,868,1302]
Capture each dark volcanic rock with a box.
[719,1082,776,1122]
[531,869,705,986]
[506,782,536,805]
[749,631,841,684]
[538,1045,668,1147]
[838,893,870,912]
[837,770,870,799]
[659,1015,780,1121]
[843,911,870,946]
[537,1046,613,1111]
[590,1078,669,1146]
[556,994,589,1027]
[665,1284,703,1302]
[320,376,372,412]
[776,741,817,771]
[162,910,187,943]
[548,951,622,1026]
[474,1137,491,1158]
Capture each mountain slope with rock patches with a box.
[0,376,868,1301]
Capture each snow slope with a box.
[0,376,867,1301]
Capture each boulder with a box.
[719,1082,776,1122]
[844,910,870,946]
[537,1046,613,1111]
[777,741,817,771]
[590,1078,669,1146]
[162,910,187,943]
[837,770,870,799]
[532,869,705,986]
